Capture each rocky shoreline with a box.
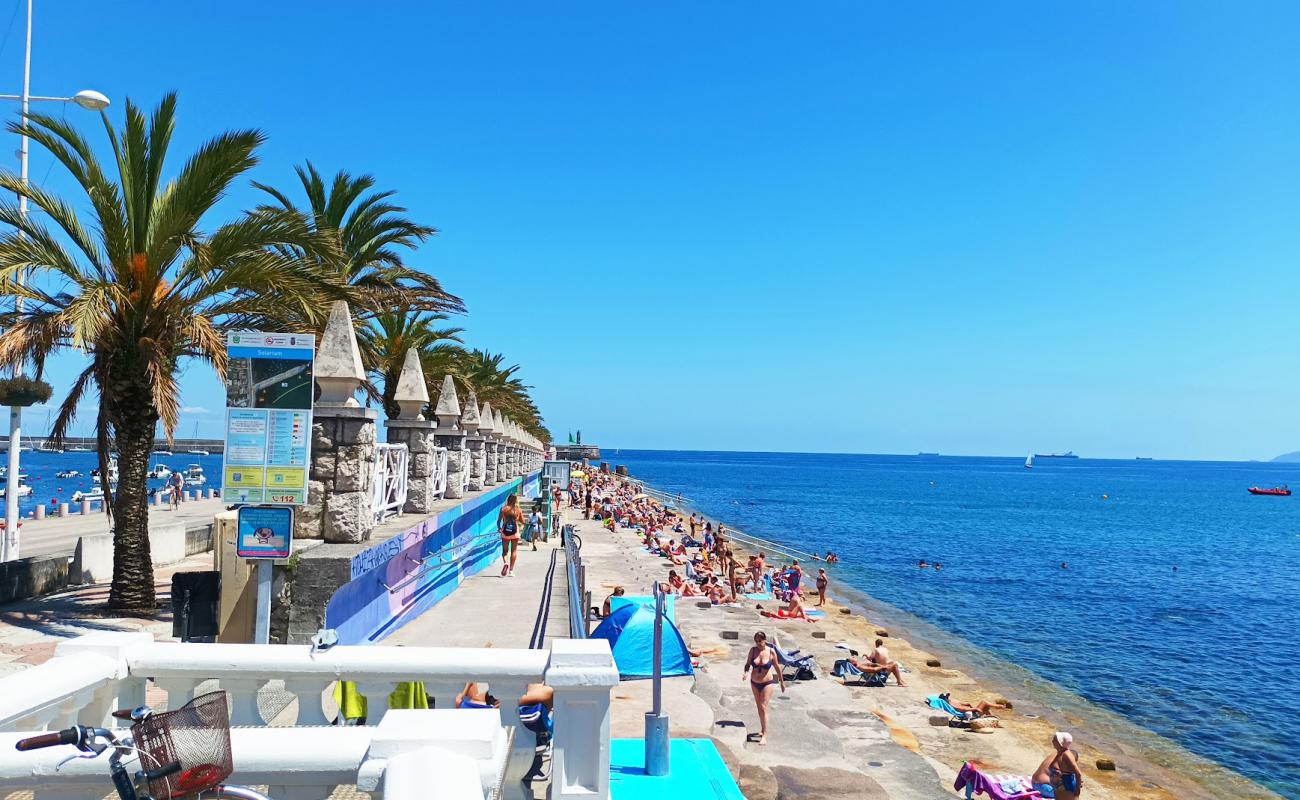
[576,487,1281,800]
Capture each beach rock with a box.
[696,601,712,609]
[812,631,826,639]
[839,608,851,615]
[737,765,778,800]
[769,765,888,799]
[875,630,889,637]
[721,631,739,640]
[928,715,951,727]
[926,658,942,667]
[1096,758,1116,771]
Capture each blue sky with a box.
[8,2,1300,459]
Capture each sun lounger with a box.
[831,658,887,687]
[953,762,1041,800]
[928,694,975,720]
[771,636,818,678]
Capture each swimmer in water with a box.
[917,559,929,568]
[933,562,942,571]
[1060,562,1069,570]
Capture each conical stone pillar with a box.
[481,403,498,486]
[384,349,439,515]
[462,393,485,492]
[434,375,467,499]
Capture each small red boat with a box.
[1248,485,1291,496]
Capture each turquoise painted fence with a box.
[325,470,541,644]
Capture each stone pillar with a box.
[434,375,467,499]
[547,638,621,800]
[463,393,485,492]
[480,402,498,486]
[298,301,378,543]
[492,411,507,482]
[384,349,438,515]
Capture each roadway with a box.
[10,498,225,559]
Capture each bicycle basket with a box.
[131,691,233,799]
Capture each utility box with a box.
[171,570,221,642]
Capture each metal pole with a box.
[3,0,32,562]
[644,580,669,776]
[253,560,272,644]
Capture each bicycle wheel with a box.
[570,532,582,550]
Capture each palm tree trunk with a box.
[107,386,159,612]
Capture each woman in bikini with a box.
[498,494,525,577]
[1031,731,1082,799]
[742,631,785,745]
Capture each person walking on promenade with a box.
[816,568,829,606]
[743,630,785,746]
[525,505,542,551]
[498,494,525,577]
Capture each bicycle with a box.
[14,691,269,800]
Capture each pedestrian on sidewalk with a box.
[498,493,525,577]
[525,506,542,551]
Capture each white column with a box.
[546,639,620,800]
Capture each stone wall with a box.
[299,408,378,544]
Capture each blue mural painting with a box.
[325,470,541,644]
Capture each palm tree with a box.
[0,94,343,611]
[254,162,462,319]
[359,310,465,419]
[459,349,548,439]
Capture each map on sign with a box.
[222,332,315,504]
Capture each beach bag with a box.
[795,666,817,681]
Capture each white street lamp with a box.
[1,0,110,563]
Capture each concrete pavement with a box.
[10,498,223,559]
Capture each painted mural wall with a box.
[326,470,542,644]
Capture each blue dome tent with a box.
[590,602,694,679]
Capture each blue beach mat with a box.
[745,592,773,601]
[610,594,677,624]
[610,738,744,800]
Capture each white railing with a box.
[0,633,618,800]
[459,449,471,493]
[372,443,410,522]
[431,446,449,500]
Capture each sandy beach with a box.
[570,493,1281,800]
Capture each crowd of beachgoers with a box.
[510,469,1088,800]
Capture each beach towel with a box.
[953,762,1041,800]
[927,694,973,720]
[760,609,817,622]
[745,592,773,601]
[333,680,429,722]
[832,658,888,687]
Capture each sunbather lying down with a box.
[945,693,1009,718]
[839,655,906,686]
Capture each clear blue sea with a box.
[4,451,225,514]
[608,450,1299,798]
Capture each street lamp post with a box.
[0,0,108,563]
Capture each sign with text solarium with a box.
[222,331,315,504]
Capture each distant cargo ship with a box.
[1034,451,1079,459]
[917,452,940,456]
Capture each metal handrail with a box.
[564,524,587,638]
[380,527,501,593]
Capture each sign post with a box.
[237,505,294,644]
[223,331,314,645]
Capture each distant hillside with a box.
[1272,451,1300,462]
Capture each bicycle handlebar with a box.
[15,728,80,751]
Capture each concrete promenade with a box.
[382,528,570,649]
[10,498,223,559]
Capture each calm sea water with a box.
[608,450,1300,798]
[3,451,225,515]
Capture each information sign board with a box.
[236,505,294,559]
[222,332,315,504]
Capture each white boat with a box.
[56,469,82,479]
[72,487,106,503]
[37,441,64,453]
[184,464,206,486]
[185,422,208,455]
[68,445,91,452]
[1024,454,1034,470]
[0,480,32,498]
[147,463,172,480]
[154,449,173,456]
